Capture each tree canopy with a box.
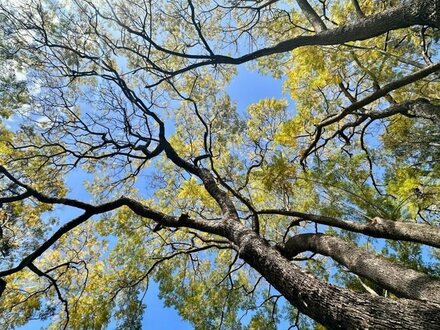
[0,0,439,328]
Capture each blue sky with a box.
[228,66,287,112]
[16,66,288,329]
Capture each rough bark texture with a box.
[259,209,440,249]
[187,0,440,72]
[226,223,440,329]
[365,98,440,121]
[412,0,440,28]
[281,233,440,303]
[247,0,440,59]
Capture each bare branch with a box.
[296,0,327,32]
[351,0,365,19]
[280,233,440,303]
[259,209,440,249]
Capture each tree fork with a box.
[227,223,440,329]
[280,233,440,303]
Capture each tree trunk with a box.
[226,223,440,329]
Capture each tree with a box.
[0,0,439,328]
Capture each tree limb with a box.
[296,0,327,32]
[280,233,440,303]
[301,62,440,160]
[351,0,365,19]
[258,209,440,249]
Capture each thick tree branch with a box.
[227,222,440,329]
[1,1,440,327]
[0,191,32,204]
[319,98,440,155]
[144,0,440,86]
[0,166,94,211]
[161,140,239,218]
[296,0,327,32]
[0,168,226,279]
[280,233,440,303]
[258,209,440,248]
[363,98,440,121]
[323,62,440,125]
[0,197,225,278]
[0,278,5,297]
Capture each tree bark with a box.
[226,223,440,329]
[259,209,440,249]
[411,0,440,28]
[281,233,440,303]
[232,0,440,63]
[296,0,327,32]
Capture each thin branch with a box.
[28,263,70,330]
[301,62,440,161]
[351,0,366,19]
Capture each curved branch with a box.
[0,166,94,211]
[280,233,440,303]
[28,263,70,330]
[230,222,440,329]
[301,62,440,160]
[363,98,440,121]
[258,209,440,248]
[0,174,226,279]
[351,0,366,19]
[161,140,239,218]
[146,0,439,86]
